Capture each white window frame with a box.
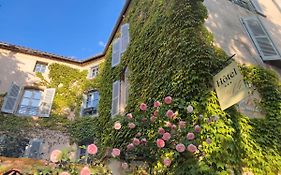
[17,89,42,116]
[34,62,47,73]
[241,17,280,61]
[88,66,99,79]
[81,90,99,117]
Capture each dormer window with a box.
[89,66,99,79]
[34,62,47,73]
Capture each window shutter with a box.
[242,17,280,61]
[1,82,21,114]
[111,81,120,117]
[80,94,87,117]
[39,88,56,117]
[121,23,130,53]
[124,68,129,107]
[112,38,121,67]
[249,0,264,15]
[27,139,42,159]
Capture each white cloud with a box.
[98,41,106,48]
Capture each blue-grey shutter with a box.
[121,23,130,53]
[39,88,56,117]
[80,94,87,117]
[249,0,264,15]
[111,81,120,117]
[27,139,42,159]
[1,82,21,113]
[112,38,121,67]
[124,68,129,106]
[242,17,280,61]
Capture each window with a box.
[111,23,130,67]
[230,0,265,16]
[34,62,47,73]
[81,91,99,116]
[242,17,280,61]
[1,83,56,117]
[89,66,99,79]
[18,89,42,116]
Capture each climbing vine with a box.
[96,0,281,174]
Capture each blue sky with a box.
[0,0,126,59]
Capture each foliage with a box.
[96,0,281,174]
[68,117,99,144]
[37,63,100,117]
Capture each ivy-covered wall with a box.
[0,0,280,174]
[95,0,281,174]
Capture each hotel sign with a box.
[213,62,249,110]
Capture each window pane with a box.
[31,99,40,107]
[33,91,42,100]
[21,98,30,106]
[23,90,32,98]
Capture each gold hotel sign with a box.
[213,62,249,110]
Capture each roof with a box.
[0,0,132,66]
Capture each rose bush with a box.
[105,96,213,173]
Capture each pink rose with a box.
[206,138,212,144]
[80,167,91,175]
[60,172,70,175]
[133,138,140,146]
[153,110,159,116]
[179,121,186,129]
[127,143,134,151]
[141,138,147,144]
[111,148,121,157]
[50,149,62,163]
[154,101,161,108]
[165,121,173,128]
[166,110,174,119]
[87,144,98,155]
[142,117,147,123]
[176,143,186,153]
[187,132,195,140]
[114,121,122,130]
[158,128,165,135]
[164,96,172,104]
[163,158,172,167]
[194,125,201,133]
[121,162,129,169]
[187,105,194,113]
[127,113,133,119]
[150,115,156,123]
[171,124,177,130]
[128,122,136,129]
[156,139,165,148]
[187,144,197,153]
[140,103,147,111]
[162,132,171,141]
[136,132,142,137]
